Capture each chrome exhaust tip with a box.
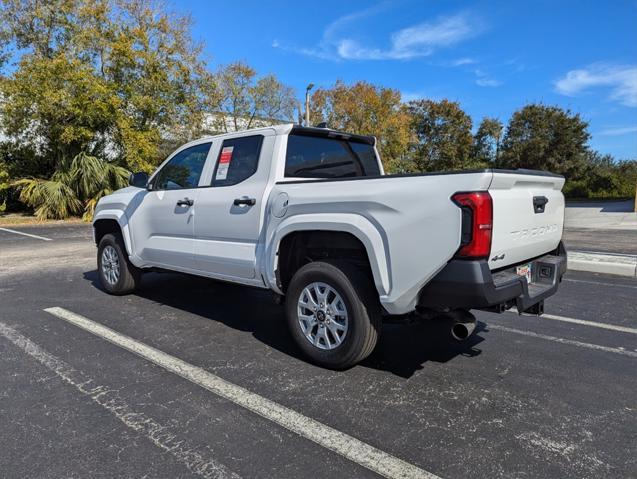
[449,310,477,341]
[451,320,476,341]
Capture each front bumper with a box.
[418,242,567,313]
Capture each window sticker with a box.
[216,146,234,180]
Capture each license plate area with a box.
[516,263,533,284]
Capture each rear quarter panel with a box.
[264,172,493,314]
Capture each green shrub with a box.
[564,152,637,199]
[13,152,129,220]
[563,180,591,198]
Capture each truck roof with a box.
[190,123,376,146]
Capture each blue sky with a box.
[180,0,637,159]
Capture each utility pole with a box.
[296,101,303,125]
[305,83,314,127]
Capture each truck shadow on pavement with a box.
[363,321,485,378]
[84,269,486,379]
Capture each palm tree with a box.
[14,152,129,220]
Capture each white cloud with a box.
[282,9,483,61]
[476,78,502,87]
[555,63,637,107]
[474,69,502,87]
[598,126,637,136]
[390,14,477,56]
[504,58,528,73]
[450,57,477,66]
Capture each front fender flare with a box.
[92,209,133,257]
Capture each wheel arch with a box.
[93,211,133,256]
[267,214,390,298]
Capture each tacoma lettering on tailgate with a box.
[510,224,558,241]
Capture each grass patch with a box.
[0,213,85,227]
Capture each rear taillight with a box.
[452,191,493,259]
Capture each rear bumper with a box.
[418,242,567,313]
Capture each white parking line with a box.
[0,227,52,241]
[540,313,637,334]
[509,310,637,335]
[44,306,439,479]
[0,321,239,479]
[489,324,637,358]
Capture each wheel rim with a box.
[297,282,348,350]
[101,245,120,286]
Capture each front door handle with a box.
[176,198,194,207]
[233,197,256,206]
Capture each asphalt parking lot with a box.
[1,223,636,479]
[562,227,637,255]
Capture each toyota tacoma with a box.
[93,124,567,368]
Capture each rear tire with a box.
[97,233,141,295]
[285,261,381,369]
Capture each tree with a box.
[0,0,77,61]
[1,54,120,175]
[0,0,224,218]
[474,117,503,166]
[407,99,475,171]
[309,81,412,172]
[499,104,590,178]
[0,160,9,212]
[211,62,296,133]
[0,0,212,174]
[14,152,129,220]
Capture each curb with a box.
[567,251,637,278]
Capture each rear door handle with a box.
[176,198,194,207]
[233,197,256,206]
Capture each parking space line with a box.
[0,321,239,479]
[509,310,637,335]
[44,306,439,479]
[0,227,52,241]
[489,324,637,357]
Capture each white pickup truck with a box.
[93,124,567,368]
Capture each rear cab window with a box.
[284,131,380,179]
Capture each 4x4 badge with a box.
[491,253,506,261]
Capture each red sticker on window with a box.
[219,147,233,164]
[216,146,234,180]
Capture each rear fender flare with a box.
[266,213,390,297]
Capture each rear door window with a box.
[285,135,380,178]
[212,135,264,187]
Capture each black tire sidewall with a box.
[285,262,376,369]
[97,234,133,294]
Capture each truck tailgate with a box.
[488,172,565,270]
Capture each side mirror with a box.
[129,172,149,189]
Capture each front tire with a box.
[97,233,140,295]
[285,261,381,369]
